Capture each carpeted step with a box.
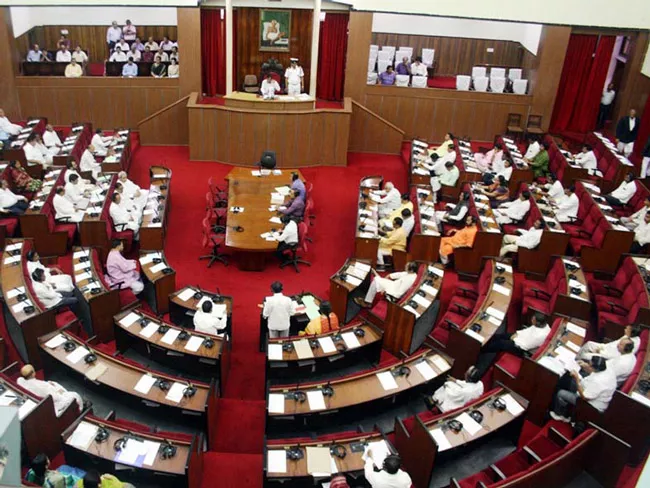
[200,452,263,488]
[210,398,266,454]
[222,352,267,400]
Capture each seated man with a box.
[400,208,415,236]
[55,46,72,62]
[72,46,88,64]
[0,108,22,136]
[43,124,63,152]
[435,191,470,226]
[630,212,650,253]
[439,215,478,264]
[493,191,531,225]
[621,196,650,230]
[541,172,564,201]
[354,261,419,308]
[114,182,143,215]
[482,312,551,356]
[291,172,306,199]
[604,172,637,207]
[524,137,541,160]
[109,46,127,62]
[193,299,227,335]
[66,160,95,191]
[26,44,46,62]
[364,451,412,488]
[0,179,28,215]
[374,182,401,219]
[17,364,83,416]
[606,337,636,386]
[376,216,406,266]
[64,173,90,209]
[35,134,57,162]
[64,59,83,78]
[410,56,428,77]
[550,356,617,422]
[31,268,78,309]
[27,250,74,293]
[425,366,484,412]
[105,239,144,294]
[91,129,111,156]
[53,186,85,222]
[499,218,545,257]
[433,161,460,197]
[383,193,412,224]
[552,185,579,223]
[482,159,513,185]
[474,142,504,174]
[109,193,140,239]
[118,171,148,207]
[578,325,641,360]
[122,57,138,77]
[261,73,281,100]
[24,133,51,166]
[278,189,305,220]
[395,56,410,75]
[525,141,550,179]
[79,145,102,180]
[274,215,298,263]
[573,144,597,172]
[432,132,454,158]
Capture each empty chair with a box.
[421,48,435,67]
[367,56,377,72]
[398,46,413,59]
[526,114,544,136]
[508,68,522,80]
[243,74,258,93]
[490,76,506,93]
[490,67,506,79]
[381,46,396,62]
[506,113,524,139]
[377,59,391,74]
[395,50,410,63]
[456,75,471,91]
[513,79,528,95]
[474,76,489,92]
[395,74,409,87]
[412,75,427,88]
[377,50,391,62]
[369,44,379,53]
[471,66,487,79]
[367,72,378,85]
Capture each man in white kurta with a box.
[499,219,544,257]
[109,47,128,62]
[493,192,531,224]
[193,300,227,335]
[23,138,48,166]
[35,135,55,164]
[64,174,89,208]
[109,193,140,239]
[0,109,22,136]
[285,59,304,97]
[27,250,75,293]
[579,325,641,360]
[605,173,637,207]
[621,197,650,230]
[55,48,72,62]
[574,146,598,172]
[79,146,102,180]
[43,125,62,152]
[53,187,85,222]
[261,281,296,338]
[117,171,148,209]
[374,182,401,219]
[554,187,580,223]
[17,364,82,417]
[261,74,281,100]
[356,262,419,306]
[91,131,111,156]
[430,367,484,412]
[543,175,564,201]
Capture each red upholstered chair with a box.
[280,221,311,273]
[87,62,105,76]
[45,205,76,247]
[206,192,227,226]
[522,259,564,298]
[208,175,228,203]
[106,212,134,253]
[569,218,608,255]
[0,217,19,249]
[589,257,637,297]
[199,217,228,268]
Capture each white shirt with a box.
[23,143,45,165]
[56,50,71,62]
[555,193,579,222]
[410,62,427,77]
[0,116,21,135]
[497,165,513,182]
[515,227,543,249]
[72,50,88,63]
[262,293,296,331]
[145,41,159,51]
[580,367,617,412]
[610,181,636,204]
[378,188,401,213]
[432,379,484,412]
[364,458,412,488]
[513,324,550,351]
[127,49,141,62]
[43,130,62,148]
[64,182,85,204]
[524,141,540,160]
[607,353,635,385]
[107,26,123,44]
[0,188,20,210]
[53,193,78,220]
[601,89,615,105]
[634,220,650,245]
[261,79,280,98]
[156,51,169,62]
[16,377,77,417]
[115,41,130,52]
[193,309,226,335]
[80,149,100,178]
[628,206,649,227]
[402,215,415,236]
[91,133,109,154]
[109,202,131,227]
[547,180,564,201]
[575,151,597,171]
[32,279,62,308]
[381,271,417,299]
[500,198,530,221]
[276,220,298,244]
[600,335,641,358]
[122,24,137,41]
[109,51,128,62]
[629,118,636,131]
[285,66,304,85]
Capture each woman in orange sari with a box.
[9,160,42,193]
[300,301,339,336]
[439,215,478,264]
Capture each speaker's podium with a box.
[223,91,315,111]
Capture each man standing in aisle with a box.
[285,58,304,97]
[615,108,638,157]
[260,281,296,338]
[106,21,123,53]
[597,83,616,129]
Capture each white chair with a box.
[490,77,506,93]
[395,74,410,87]
[377,50,391,63]
[422,48,435,67]
[474,76,489,92]
[471,66,487,79]
[367,72,378,85]
[395,50,411,64]
[378,59,391,75]
[367,56,377,72]
[508,68,522,80]
[370,44,379,53]
[513,79,528,95]
[456,75,471,91]
[399,47,413,59]
[490,67,506,79]
[381,46,396,62]
[412,75,427,88]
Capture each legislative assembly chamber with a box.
[0,0,649,487]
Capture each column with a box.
[225,0,233,94]
[309,0,322,97]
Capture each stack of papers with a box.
[268,393,285,414]
[307,390,326,411]
[6,286,26,299]
[341,332,361,349]
[268,343,283,360]
[500,394,525,416]
[134,374,156,394]
[376,371,399,391]
[45,334,67,349]
[176,288,196,302]
[67,421,99,449]
[66,347,90,364]
[318,336,336,354]
[363,440,392,469]
[120,312,141,328]
[185,336,204,352]
[165,382,186,403]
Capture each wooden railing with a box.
[137,94,191,146]
[349,99,405,155]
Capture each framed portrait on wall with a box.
[259,9,291,52]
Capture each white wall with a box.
[10,6,178,37]
[372,13,542,55]
[203,0,349,10]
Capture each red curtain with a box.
[316,13,349,101]
[550,35,598,133]
[569,36,616,132]
[201,8,226,96]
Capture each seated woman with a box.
[480,175,510,207]
[9,160,42,193]
[25,453,85,488]
[439,215,478,264]
[26,249,75,292]
[473,143,504,173]
[299,301,339,335]
[105,239,144,294]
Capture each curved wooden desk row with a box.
[554,256,591,320]
[54,123,92,166]
[412,185,442,263]
[99,129,131,174]
[2,117,47,164]
[139,165,172,251]
[139,249,176,315]
[78,174,118,257]
[409,138,434,186]
[61,411,202,488]
[168,285,233,332]
[629,256,650,326]
[496,134,534,194]
[329,258,373,324]
[354,176,383,265]
[38,330,216,427]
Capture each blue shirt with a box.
[122,63,138,77]
[378,71,396,85]
[280,196,305,219]
[291,179,306,199]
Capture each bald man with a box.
[17,364,83,417]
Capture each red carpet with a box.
[200,452,264,488]
[210,399,266,454]
[427,75,457,90]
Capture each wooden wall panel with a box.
[371,33,526,76]
[613,32,650,125]
[177,7,201,96]
[347,101,403,154]
[0,8,21,118]
[139,96,189,146]
[235,8,312,94]
[15,25,178,63]
[344,12,373,102]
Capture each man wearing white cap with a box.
[285,58,304,97]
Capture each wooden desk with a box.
[553,257,591,320]
[71,247,120,342]
[329,258,372,324]
[139,250,176,315]
[38,330,215,427]
[629,256,650,326]
[412,185,442,262]
[140,166,172,251]
[169,286,233,335]
[223,91,315,112]
[61,411,200,488]
[1,238,56,368]
[354,176,383,265]
[54,123,91,166]
[258,293,323,352]
[266,320,383,380]
[99,130,131,173]
[497,135,534,195]
[78,174,117,259]
[223,167,301,271]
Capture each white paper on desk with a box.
[569,279,587,292]
[499,263,513,274]
[344,275,362,287]
[76,271,92,282]
[273,170,283,175]
[0,392,15,406]
[354,261,371,273]
[267,343,283,360]
[465,328,485,344]
[11,300,33,314]
[269,216,282,224]
[364,440,391,469]
[412,293,432,308]
[537,355,566,375]
[67,421,99,450]
[403,305,421,318]
[178,336,200,353]
[486,226,501,233]
[428,265,444,277]
[457,412,483,436]
[45,334,66,349]
[307,390,327,411]
[142,440,160,467]
[139,322,159,338]
[149,262,167,274]
[293,339,314,359]
[492,284,511,296]
[430,354,451,372]
[415,360,436,380]
[275,186,291,196]
[4,255,20,265]
[268,393,285,413]
[270,193,285,205]
[66,346,89,364]
[134,374,156,394]
[117,439,146,465]
[566,322,586,338]
[500,393,525,416]
[5,242,22,252]
[119,312,140,328]
[565,341,581,353]
[177,288,195,302]
[139,253,161,265]
[486,306,505,321]
[475,201,489,209]
[267,450,287,474]
[6,286,25,300]
[485,315,501,327]
[318,336,336,354]
[307,446,333,475]
[161,328,181,345]
[165,382,185,403]
[376,371,399,391]
[341,332,361,349]
[630,392,650,408]
[421,284,438,296]
[17,398,37,420]
[251,170,261,176]
[148,222,163,228]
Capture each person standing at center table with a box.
[285,58,304,97]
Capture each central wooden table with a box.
[224,167,303,271]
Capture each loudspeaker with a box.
[260,151,277,169]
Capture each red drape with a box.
[201,9,226,96]
[569,36,616,133]
[550,35,598,133]
[316,13,349,101]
